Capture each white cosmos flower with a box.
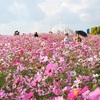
[93,74,99,78]
[39,55,48,63]
[92,78,97,83]
[41,42,46,46]
[87,57,93,61]
[99,52,100,56]
[72,78,82,88]
[70,71,76,76]
[41,66,45,70]
[5,43,11,47]
[94,55,97,59]
[78,59,83,62]
[0,43,3,46]
[52,42,56,45]
[0,58,4,62]
[96,58,100,62]
[42,76,46,81]
[74,78,82,85]
[36,72,40,75]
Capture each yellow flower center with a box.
[74,90,78,95]
[86,93,89,96]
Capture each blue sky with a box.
[0,0,100,35]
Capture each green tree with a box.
[90,26,97,35]
[97,26,100,34]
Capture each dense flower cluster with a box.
[0,33,100,100]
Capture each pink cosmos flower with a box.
[53,86,61,95]
[66,86,88,100]
[44,63,56,77]
[0,90,5,97]
[35,74,42,82]
[37,89,45,96]
[83,76,90,82]
[82,90,90,100]
[39,55,48,63]
[32,74,42,86]
[62,86,68,92]
[59,57,65,63]
[79,86,89,94]
[88,88,100,100]
[42,36,48,40]
[31,80,37,87]
[50,96,63,100]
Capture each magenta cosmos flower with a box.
[66,86,88,100]
[25,92,34,100]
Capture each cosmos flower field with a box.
[0,33,100,100]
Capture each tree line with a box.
[90,26,100,35]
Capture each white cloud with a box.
[39,0,100,22]
[14,1,26,10]
[9,1,27,19]
[0,21,34,35]
[39,0,63,17]
[79,13,90,22]
[62,0,100,22]
[39,0,87,21]
[10,1,26,11]
[0,0,100,35]
[32,22,50,33]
